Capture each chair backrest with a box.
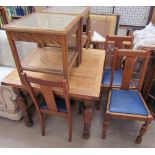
[21,72,71,114]
[90,14,119,39]
[110,49,150,91]
[0,7,9,27]
[104,35,133,69]
[105,35,133,49]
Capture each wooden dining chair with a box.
[102,49,153,144]
[21,72,73,142]
[98,36,134,109]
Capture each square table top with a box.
[43,6,90,17]
[1,48,105,100]
[2,13,80,33]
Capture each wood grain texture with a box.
[40,85,58,112]
[10,31,63,45]
[1,48,105,100]
[45,34,87,49]
[21,47,77,75]
[121,57,136,89]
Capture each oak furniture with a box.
[22,72,73,142]
[101,35,133,91]
[102,49,153,144]
[2,12,82,84]
[42,6,91,50]
[1,48,105,139]
[97,35,133,110]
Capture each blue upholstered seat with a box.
[109,89,149,116]
[39,96,73,113]
[102,69,123,86]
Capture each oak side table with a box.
[2,12,81,84]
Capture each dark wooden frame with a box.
[102,49,153,144]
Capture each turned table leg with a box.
[14,88,33,127]
[83,100,93,139]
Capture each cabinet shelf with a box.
[21,47,77,74]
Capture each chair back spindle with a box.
[104,35,133,69]
[110,49,150,91]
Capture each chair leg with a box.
[103,97,108,114]
[135,120,151,144]
[78,101,84,114]
[39,113,45,136]
[96,86,104,111]
[67,115,72,142]
[102,114,110,139]
[99,87,110,113]
[96,94,102,111]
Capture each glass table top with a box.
[4,13,76,31]
[43,6,89,15]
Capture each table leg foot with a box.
[83,123,91,139]
[83,104,93,139]
[15,89,33,127]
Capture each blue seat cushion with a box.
[109,89,149,116]
[102,69,123,86]
[39,96,74,113]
